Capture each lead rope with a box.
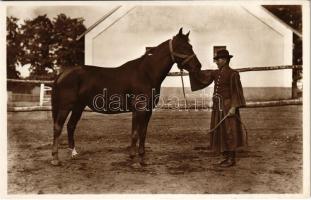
[179,69,220,133]
[234,114,249,146]
[179,69,205,133]
[180,69,188,108]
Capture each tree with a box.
[20,15,54,79]
[263,5,302,65]
[7,16,21,79]
[52,14,86,69]
[8,13,87,79]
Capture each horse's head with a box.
[169,28,202,72]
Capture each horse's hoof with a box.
[69,148,79,159]
[51,160,61,166]
[129,148,136,159]
[130,162,141,168]
[71,154,79,159]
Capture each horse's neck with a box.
[143,40,174,87]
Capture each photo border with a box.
[1,1,310,199]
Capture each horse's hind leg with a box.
[67,104,85,158]
[51,109,70,166]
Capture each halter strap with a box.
[169,39,196,67]
[169,39,176,62]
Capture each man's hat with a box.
[213,49,233,60]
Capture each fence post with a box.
[39,83,44,107]
[292,68,301,99]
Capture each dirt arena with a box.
[7,105,302,194]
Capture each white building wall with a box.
[87,5,293,87]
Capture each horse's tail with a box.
[51,73,61,122]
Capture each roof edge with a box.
[261,6,302,38]
[77,6,121,41]
[242,5,296,37]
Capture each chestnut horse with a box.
[51,28,202,166]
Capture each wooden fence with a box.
[7,65,303,112]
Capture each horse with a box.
[51,28,202,166]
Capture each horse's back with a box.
[55,67,82,85]
[55,65,126,85]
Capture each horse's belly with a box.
[87,101,133,114]
[79,75,159,113]
[85,91,157,113]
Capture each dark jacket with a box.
[189,66,247,152]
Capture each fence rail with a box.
[7,99,302,112]
[7,65,303,112]
[168,65,302,76]
[7,79,53,84]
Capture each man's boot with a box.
[220,151,236,167]
[218,151,229,165]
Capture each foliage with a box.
[52,14,86,68]
[7,16,21,78]
[263,5,302,33]
[6,14,86,80]
[20,15,54,78]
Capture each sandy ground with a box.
[7,105,302,194]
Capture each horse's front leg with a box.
[129,111,138,159]
[136,110,152,166]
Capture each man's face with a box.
[215,58,227,69]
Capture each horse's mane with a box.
[119,56,146,68]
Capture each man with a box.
[189,49,246,167]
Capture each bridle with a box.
[169,39,196,68]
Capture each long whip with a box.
[179,70,247,136]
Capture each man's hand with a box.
[228,107,236,116]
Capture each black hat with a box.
[213,49,233,60]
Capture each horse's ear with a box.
[178,27,183,35]
[186,30,190,38]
